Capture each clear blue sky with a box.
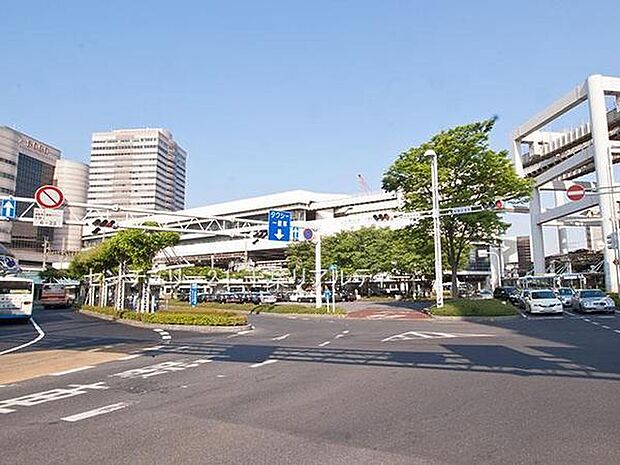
[2,0,619,233]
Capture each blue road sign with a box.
[189,283,198,307]
[0,198,16,219]
[268,210,292,242]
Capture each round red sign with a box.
[35,185,65,209]
[566,184,585,202]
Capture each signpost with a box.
[33,208,64,228]
[35,185,65,209]
[189,283,198,308]
[0,198,16,219]
[566,184,586,202]
[268,210,291,241]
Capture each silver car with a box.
[571,289,616,314]
[555,287,575,307]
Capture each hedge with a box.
[81,305,248,326]
[430,299,519,317]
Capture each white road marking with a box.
[195,359,212,364]
[335,334,344,339]
[119,354,142,361]
[250,359,278,368]
[141,345,164,351]
[342,330,350,334]
[591,321,600,325]
[61,402,128,423]
[382,331,495,342]
[584,318,591,322]
[112,360,202,379]
[161,335,172,340]
[216,374,226,378]
[602,325,611,330]
[152,329,165,333]
[318,341,331,347]
[287,316,297,320]
[0,318,45,356]
[615,330,620,334]
[51,366,95,377]
[0,382,109,414]
[271,333,290,341]
[227,330,253,339]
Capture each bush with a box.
[81,305,247,326]
[430,299,519,317]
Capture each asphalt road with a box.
[1,307,619,464]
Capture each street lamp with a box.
[487,246,503,289]
[425,149,444,308]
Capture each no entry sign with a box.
[566,184,585,202]
[35,185,65,209]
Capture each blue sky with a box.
[1,1,619,245]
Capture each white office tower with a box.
[88,128,187,215]
[52,159,89,253]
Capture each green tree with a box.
[383,118,532,297]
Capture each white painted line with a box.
[51,366,95,377]
[161,335,172,340]
[614,330,620,334]
[0,385,5,388]
[195,359,212,364]
[318,341,331,347]
[584,318,591,322]
[602,325,611,330]
[335,334,344,339]
[287,316,297,320]
[87,347,102,352]
[0,318,45,356]
[61,402,128,423]
[152,329,165,333]
[342,330,350,334]
[271,333,290,341]
[591,321,600,325]
[141,345,164,351]
[119,354,142,361]
[216,374,226,378]
[250,359,278,368]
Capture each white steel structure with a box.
[512,75,620,292]
[88,128,186,214]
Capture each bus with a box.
[0,277,35,321]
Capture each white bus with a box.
[0,277,35,321]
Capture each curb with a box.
[255,311,346,319]
[78,309,253,334]
[427,314,520,321]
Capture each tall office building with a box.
[88,128,186,214]
[0,126,61,267]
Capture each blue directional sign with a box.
[0,198,16,219]
[189,283,198,307]
[268,210,292,242]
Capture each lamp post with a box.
[487,246,502,289]
[426,149,444,308]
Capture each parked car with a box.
[523,289,563,314]
[249,291,277,305]
[493,286,517,301]
[289,291,316,303]
[570,289,615,314]
[508,289,524,307]
[215,292,245,304]
[555,287,575,307]
[476,289,494,300]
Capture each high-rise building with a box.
[53,159,89,253]
[88,128,186,214]
[0,126,61,267]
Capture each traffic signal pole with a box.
[315,232,322,309]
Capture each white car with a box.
[524,289,563,314]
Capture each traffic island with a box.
[163,301,346,317]
[79,306,252,333]
[429,299,519,319]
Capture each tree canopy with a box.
[68,228,180,277]
[382,118,532,296]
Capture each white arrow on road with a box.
[382,331,495,342]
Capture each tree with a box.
[383,118,532,298]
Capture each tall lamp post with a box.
[426,149,444,308]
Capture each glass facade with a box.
[11,153,55,249]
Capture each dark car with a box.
[493,286,517,301]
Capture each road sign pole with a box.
[315,232,322,309]
[427,149,444,308]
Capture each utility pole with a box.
[426,149,444,308]
[42,237,50,269]
[315,232,322,309]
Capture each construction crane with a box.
[357,173,372,194]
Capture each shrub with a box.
[80,305,247,326]
[431,299,519,317]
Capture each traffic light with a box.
[252,229,268,244]
[485,199,504,210]
[91,218,118,234]
[606,233,618,250]
[372,213,391,221]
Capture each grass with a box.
[81,305,248,326]
[162,301,345,315]
[430,298,519,317]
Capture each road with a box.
[1,306,620,464]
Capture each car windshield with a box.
[558,288,573,296]
[531,291,556,299]
[580,290,605,298]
